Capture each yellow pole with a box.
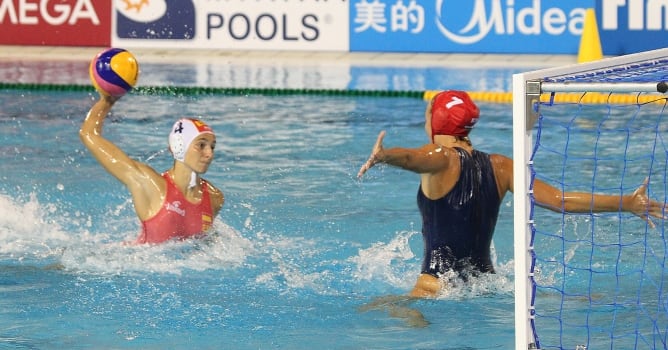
[577,8,603,63]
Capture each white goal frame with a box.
[512,47,668,350]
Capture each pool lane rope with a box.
[1,82,665,105]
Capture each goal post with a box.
[513,48,668,350]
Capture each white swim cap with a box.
[168,118,214,162]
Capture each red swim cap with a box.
[430,90,480,137]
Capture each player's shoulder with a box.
[488,153,513,168]
[203,180,224,212]
[203,179,223,196]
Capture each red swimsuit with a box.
[136,173,213,244]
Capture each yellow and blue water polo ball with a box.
[89,48,139,97]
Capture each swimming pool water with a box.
[0,56,534,349]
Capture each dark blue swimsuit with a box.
[417,148,501,277]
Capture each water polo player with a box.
[358,90,666,297]
[80,93,224,244]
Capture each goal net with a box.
[513,48,668,350]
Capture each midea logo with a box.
[435,0,585,44]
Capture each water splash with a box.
[436,260,515,299]
[349,229,514,298]
[0,192,72,261]
[349,230,420,290]
[0,192,251,275]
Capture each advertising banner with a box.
[597,0,668,55]
[0,0,110,46]
[2,0,666,56]
[112,0,349,51]
[349,0,594,54]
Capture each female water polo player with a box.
[80,93,224,244]
[358,90,667,298]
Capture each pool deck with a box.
[1,45,578,68]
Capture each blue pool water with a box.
[0,55,535,349]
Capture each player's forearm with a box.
[376,147,407,165]
[561,192,625,213]
[534,180,626,213]
[376,147,421,171]
[80,97,114,141]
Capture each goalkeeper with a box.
[357,90,667,298]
